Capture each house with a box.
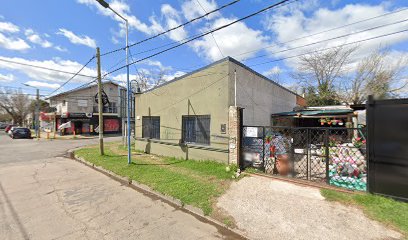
[48,81,126,135]
[134,57,305,163]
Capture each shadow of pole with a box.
[0,182,29,239]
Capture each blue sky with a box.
[0,0,407,97]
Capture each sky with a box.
[0,0,407,97]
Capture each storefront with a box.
[56,112,121,135]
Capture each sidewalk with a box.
[216,176,402,240]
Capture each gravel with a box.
[217,176,402,240]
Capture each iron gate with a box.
[241,126,367,191]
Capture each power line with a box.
[114,0,297,60]
[0,57,98,79]
[234,7,408,60]
[245,18,408,62]
[100,0,241,57]
[0,85,53,92]
[128,5,407,74]
[0,92,46,97]
[47,56,95,96]
[195,0,225,58]
[104,0,295,76]
[249,28,408,67]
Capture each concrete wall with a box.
[50,82,120,116]
[228,60,298,126]
[134,61,230,163]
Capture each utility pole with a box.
[96,47,104,155]
[35,88,40,139]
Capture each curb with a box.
[66,149,249,240]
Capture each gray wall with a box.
[228,60,298,126]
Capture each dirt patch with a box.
[217,176,402,240]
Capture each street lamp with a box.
[23,83,40,138]
[96,0,132,164]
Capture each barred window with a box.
[142,116,160,139]
[182,115,210,145]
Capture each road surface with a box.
[0,133,241,239]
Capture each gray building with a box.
[134,57,305,163]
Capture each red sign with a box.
[104,119,119,132]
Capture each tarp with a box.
[272,109,353,117]
[58,121,71,130]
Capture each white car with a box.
[8,126,19,135]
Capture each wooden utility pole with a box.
[96,47,104,155]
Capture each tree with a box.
[341,49,408,104]
[0,89,32,125]
[134,69,168,92]
[0,109,12,122]
[292,46,357,105]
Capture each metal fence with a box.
[241,126,367,191]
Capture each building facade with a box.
[134,57,305,163]
[48,81,124,135]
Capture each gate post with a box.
[228,106,241,166]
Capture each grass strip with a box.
[75,145,237,215]
[321,189,408,238]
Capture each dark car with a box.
[10,127,32,139]
[0,123,8,129]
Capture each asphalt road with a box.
[0,132,240,240]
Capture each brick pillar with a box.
[228,106,241,166]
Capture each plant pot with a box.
[275,154,290,176]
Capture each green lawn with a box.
[75,143,239,215]
[321,189,408,238]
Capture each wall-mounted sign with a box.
[220,124,226,134]
[94,90,110,106]
[245,127,258,137]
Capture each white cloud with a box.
[162,71,186,81]
[0,33,30,51]
[57,28,96,48]
[263,4,408,70]
[54,46,68,52]
[140,59,172,71]
[161,4,187,41]
[192,17,269,61]
[25,29,53,48]
[77,0,161,36]
[0,21,19,33]
[0,56,97,83]
[77,0,192,44]
[263,66,282,77]
[0,73,14,82]
[181,0,218,20]
[24,81,60,89]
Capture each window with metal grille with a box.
[182,115,210,145]
[142,116,160,139]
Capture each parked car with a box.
[8,126,18,135]
[4,125,16,133]
[0,123,8,129]
[10,127,31,139]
